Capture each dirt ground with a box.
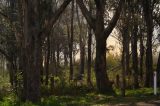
[104,100,160,106]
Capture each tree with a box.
[131,24,139,88]
[21,0,72,102]
[142,0,154,87]
[117,0,131,96]
[77,0,124,93]
[69,0,74,80]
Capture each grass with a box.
[0,87,160,106]
[0,71,159,106]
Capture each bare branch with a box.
[76,0,96,31]
[41,0,73,37]
[103,0,124,39]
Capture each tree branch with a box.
[103,0,124,39]
[76,0,96,31]
[41,0,73,37]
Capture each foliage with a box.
[0,88,160,106]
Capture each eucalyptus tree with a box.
[87,0,94,87]
[0,0,21,92]
[118,0,131,96]
[130,1,141,88]
[76,0,124,93]
[17,0,72,102]
[142,0,154,87]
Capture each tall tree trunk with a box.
[131,24,139,88]
[139,30,144,81]
[94,1,114,93]
[125,30,130,88]
[121,25,129,96]
[69,0,74,80]
[50,36,56,91]
[156,52,160,87]
[77,0,124,93]
[23,0,41,102]
[95,38,113,92]
[76,2,85,80]
[45,35,50,85]
[79,39,85,79]
[143,0,153,87]
[87,0,93,87]
[121,42,126,97]
[87,27,93,86]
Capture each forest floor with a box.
[0,75,160,106]
[1,86,160,106]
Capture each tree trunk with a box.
[121,43,126,96]
[7,63,14,86]
[69,0,74,80]
[79,40,85,79]
[95,38,113,93]
[131,25,139,88]
[87,0,93,87]
[45,35,50,85]
[156,52,160,87]
[77,0,123,93]
[125,31,130,88]
[76,1,85,80]
[23,0,41,102]
[23,36,41,102]
[50,37,56,91]
[139,30,144,81]
[94,0,114,93]
[121,25,129,96]
[143,0,153,87]
[87,27,93,87]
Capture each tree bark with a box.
[69,0,74,80]
[23,0,41,102]
[50,36,56,91]
[142,0,153,87]
[45,35,50,85]
[76,2,85,80]
[121,42,126,96]
[95,38,113,93]
[87,0,93,87]
[87,27,93,87]
[77,0,124,93]
[121,25,129,96]
[156,52,160,87]
[139,29,144,81]
[131,24,139,88]
[79,39,85,79]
